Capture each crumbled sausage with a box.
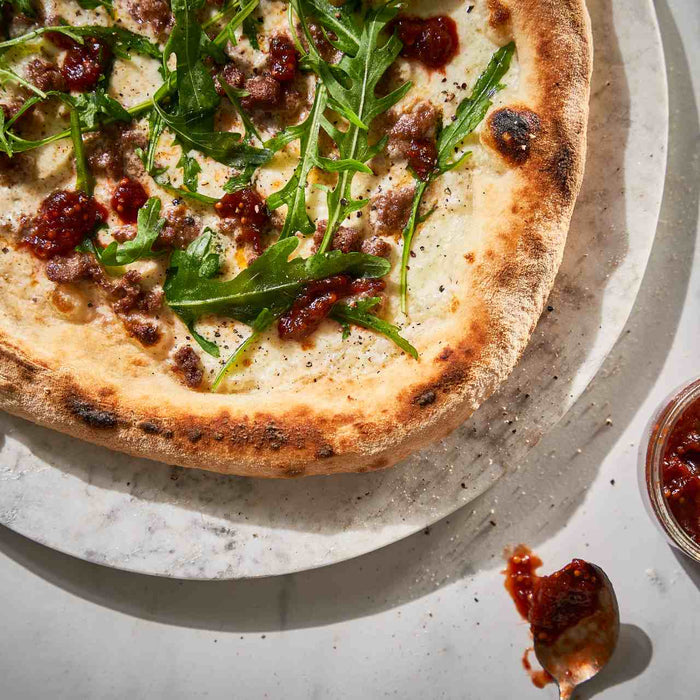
[112,225,137,243]
[306,21,342,63]
[84,124,147,180]
[157,203,202,249]
[241,75,282,110]
[127,0,173,35]
[388,101,439,157]
[0,99,24,121]
[313,220,362,253]
[110,270,163,315]
[0,152,36,187]
[370,186,415,235]
[390,101,439,143]
[360,236,392,258]
[172,346,204,388]
[45,252,103,284]
[25,58,64,92]
[215,62,245,96]
[122,315,161,346]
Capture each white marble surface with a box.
[0,0,699,696]
[0,0,670,579]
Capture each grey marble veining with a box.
[0,0,669,579]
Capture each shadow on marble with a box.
[0,0,655,582]
[1,0,695,622]
[576,624,653,700]
[671,549,700,591]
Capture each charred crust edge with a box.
[66,395,118,429]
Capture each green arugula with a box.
[266,83,372,239]
[0,0,36,18]
[95,197,165,266]
[0,66,47,99]
[136,112,221,204]
[72,88,132,129]
[399,42,515,313]
[165,235,389,323]
[330,297,418,359]
[164,230,223,356]
[177,151,202,192]
[294,0,360,56]
[69,106,93,195]
[202,0,259,50]
[213,0,259,50]
[238,0,260,49]
[157,0,271,170]
[294,0,411,253]
[153,103,271,168]
[219,82,260,144]
[0,25,161,60]
[265,85,327,239]
[77,0,115,17]
[223,164,256,193]
[210,307,273,391]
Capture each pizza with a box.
[0,0,591,477]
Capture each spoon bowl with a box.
[533,565,620,700]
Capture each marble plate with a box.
[0,0,668,579]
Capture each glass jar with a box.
[639,377,700,563]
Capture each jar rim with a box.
[643,376,700,562]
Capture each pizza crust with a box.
[0,0,592,477]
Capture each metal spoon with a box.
[533,565,620,700]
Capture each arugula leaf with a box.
[72,88,131,129]
[210,307,274,391]
[0,0,36,18]
[266,85,327,239]
[330,297,418,359]
[223,164,256,193]
[165,231,222,356]
[137,112,221,204]
[294,0,360,56]
[400,42,515,314]
[96,197,165,266]
[77,0,115,17]
[69,107,93,195]
[436,43,515,171]
[0,111,12,156]
[219,81,260,144]
[165,235,390,324]
[238,0,260,49]
[153,102,272,168]
[156,0,270,170]
[265,84,373,240]
[165,0,219,118]
[294,0,411,253]
[202,0,259,50]
[177,151,202,192]
[0,25,161,60]
[0,66,47,99]
[212,0,259,49]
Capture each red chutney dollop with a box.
[661,396,700,542]
[390,15,459,70]
[278,275,385,341]
[406,138,438,180]
[529,559,603,645]
[22,190,105,259]
[215,188,271,254]
[504,546,603,646]
[47,33,111,92]
[111,178,148,224]
[268,34,298,82]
